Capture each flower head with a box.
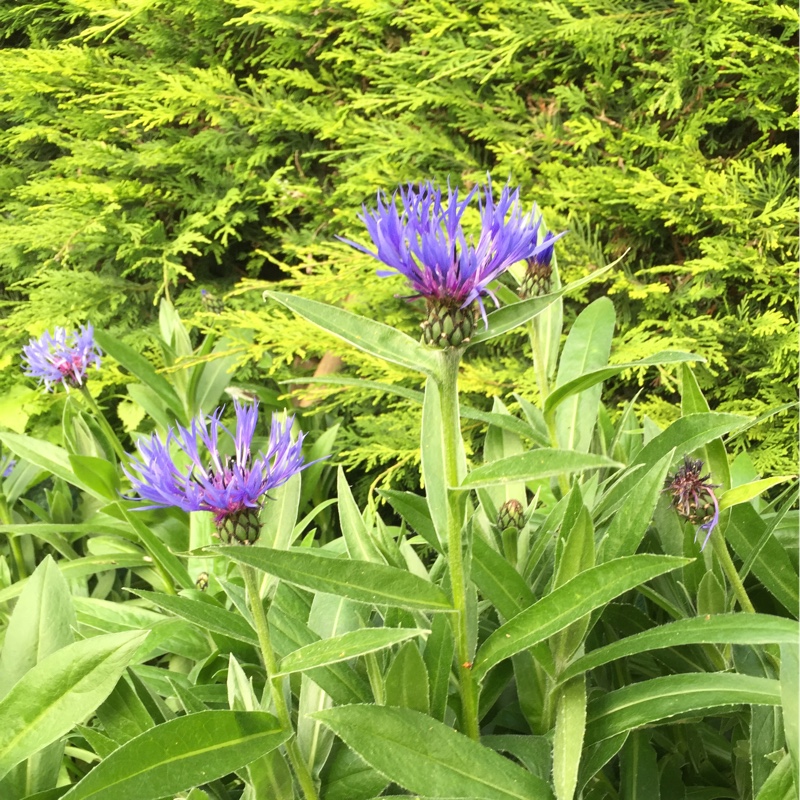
[664,455,720,549]
[342,179,558,336]
[520,229,562,298]
[22,324,101,391]
[124,401,308,544]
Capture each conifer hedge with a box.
[0,0,796,477]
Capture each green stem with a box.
[0,495,27,579]
[240,564,318,800]
[79,387,128,462]
[528,321,550,405]
[438,350,479,740]
[710,529,756,613]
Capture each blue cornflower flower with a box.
[1,459,15,478]
[22,324,101,392]
[342,179,561,347]
[665,455,720,549]
[124,401,308,544]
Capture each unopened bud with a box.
[497,499,525,532]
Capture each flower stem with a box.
[438,349,479,740]
[240,564,319,800]
[710,529,756,613]
[78,387,128,462]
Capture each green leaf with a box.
[94,330,185,422]
[115,505,193,591]
[0,554,151,604]
[0,556,75,699]
[0,631,148,779]
[421,378,448,550]
[461,450,621,490]
[470,264,615,345]
[560,614,798,683]
[781,643,799,790]
[471,292,561,344]
[719,477,796,512]
[68,456,120,501]
[473,555,690,681]
[133,590,258,646]
[584,673,781,745]
[0,557,76,797]
[215,546,453,611]
[554,297,615,453]
[59,711,289,800]
[96,675,155,746]
[424,613,454,722]
[552,676,586,800]
[619,732,661,800]
[0,433,96,497]
[313,705,553,799]
[385,641,430,715]
[338,467,384,563]
[599,453,674,563]
[266,292,440,376]
[727,504,799,616]
[279,628,428,675]
[545,351,699,418]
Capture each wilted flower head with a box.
[665,455,720,549]
[124,401,308,545]
[341,179,558,347]
[22,324,101,391]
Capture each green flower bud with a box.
[497,499,525,531]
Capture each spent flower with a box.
[125,401,308,544]
[342,179,559,347]
[665,455,720,549]
[22,324,101,391]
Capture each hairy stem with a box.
[710,530,755,613]
[438,349,479,740]
[241,564,319,800]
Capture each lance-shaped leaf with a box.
[544,351,701,418]
[59,711,288,800]
[133,590,258,646]
[559,613,799,683]
[718,476,796,511]
[584,673,781,745]
[215,546,452,611]
[0,631,148,779]
[313,705,553,799]
[266,291,440,376]
[279,628,429,675]
[461,450,621,490]
[470,262,616,345]
[473,555,689,680]
[94,330,185,422]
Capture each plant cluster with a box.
[0,182,796,799]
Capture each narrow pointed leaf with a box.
[215,546,452,611]
[719,476,796,511]
[545,352,700,417]
[266,292,439,376]
[584,673,781,745]
[279,628,429,675]
[470,263,615,345]
[133,590,258,646]
[461,450,621,489]
[94,330,185,421]
[473,555,690,680]
[313,705,553,799]
[560,613,799,683]
[0,631,148,779]
[60,711,288,800]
